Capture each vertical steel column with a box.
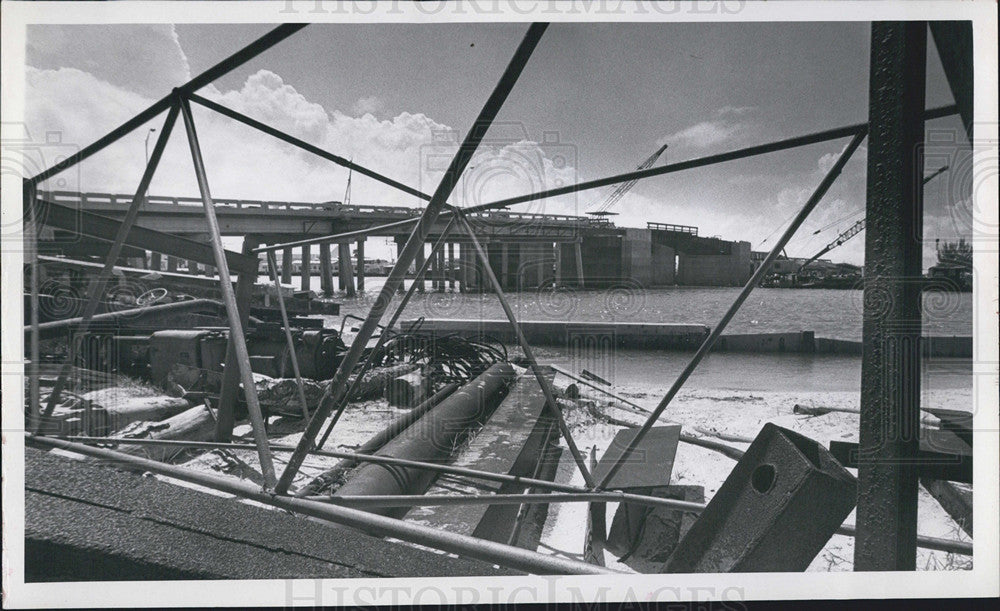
[267,251,312,420]
[178,97,277,489]
[356,239,366,291]
[319,242,334,296]
[595,133,867,490]
[24,180,41,433]
[281,247,293,284]
[457,213,596,488]
[215,235,262,441]
[36,104,180,424]
[316,219,457,450]
[300,244,312,292]
[274,24,549,494]
[854,21,927,572]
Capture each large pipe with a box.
[334,363,517,517]
[296,382,460,497]
[27,434,617,575]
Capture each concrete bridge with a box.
[36,191,753,293]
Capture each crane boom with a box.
[589,144,668,214]
[796,165,949,273]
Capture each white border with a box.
[2,1,998,608]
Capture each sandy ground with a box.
[535,381,974,572]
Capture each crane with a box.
[797,165,950,273]
[587,144,668,215]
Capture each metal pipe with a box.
[179,96,277,488]
[274,23,549,495]
[457,213,596,488]
[25,180,41,432]
[267,251,311,420]
[300,382,460,497]
[27,298,221,339]
[550,365,650,415]
[40,434,974,557]
[28,24,306,186]
[315,217,457,449]
[307,492,706,512]
[596,133,868,490]
[28,434,618,574]
[37,105,180,425]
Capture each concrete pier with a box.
[338,242,355,297]
[300,244,311,291]
[356,239,365,292]
[281,247,293,284]
[319,242,334,296]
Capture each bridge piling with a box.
[281,247,293,284]
[447,243,456,290]
[574,242,585,288]
[554,242,562,286]
[319,242,334,296]
[356,239,365,292]
[415,245,426,293]
[187,259,200,276]
[166,256,178,273]
[301,244,312,292]
[338,242,356,297]
[150,251,162,272]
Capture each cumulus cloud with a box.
[658,106,757,151]
[352,96,385,117]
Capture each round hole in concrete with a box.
[751,464,776,494]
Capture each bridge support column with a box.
[438,247,446,292]
[460,244,473,293]
[574,242,585,288]
[319,242,334,296]
[166,256,178,273]
[356,239,365,292]
[187,259,200,275]
[415,244,426,293]
[447,243,456,290]
[150,251,162,272]
[338,241,356,297]
[300,244,312,292]
[500,243,510,290]
[554,242,562,287]
[396,240,405,293]
[281,247,293,285]
[205,264,216,278]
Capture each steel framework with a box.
[22,21,970,573]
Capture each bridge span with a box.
[35,191,753,293]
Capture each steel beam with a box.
[179,97,277,488]
[854,21,928,572]
[28,24,306,186]
[595,133,867,490]
[274,23,549,495]
[267,251,312,421]
[930,21,974,141]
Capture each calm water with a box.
[316,280,973,342]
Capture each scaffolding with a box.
[22,21,972,574]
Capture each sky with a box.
[24,22,972,268]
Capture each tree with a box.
[936,238,972,270]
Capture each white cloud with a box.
[351,96,385,117]
[657,106,757,151]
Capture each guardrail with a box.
[647,221,698,235]
[38,191,613,228]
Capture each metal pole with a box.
[178,96,277,489]
[274,23,549,495]
[457,213,596,488]
[596,133,867,490]
[267,251,312,420]
[308,492,705,512]
[37,104,180,425]
[855,21,927,571]
[28,24,306,187]
[315,218,457,450]
[28,435,618,575]
[40,434,974,556]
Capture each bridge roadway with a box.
[38,191,616,245]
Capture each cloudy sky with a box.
[25,22,971,267]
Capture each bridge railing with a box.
[37,190,613,228]
[647,221,698,235]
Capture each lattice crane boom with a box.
[589,144,669,214]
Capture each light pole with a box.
[144,128,157,164]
